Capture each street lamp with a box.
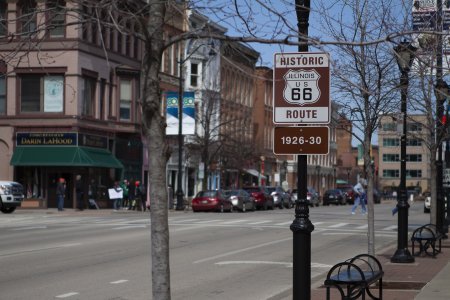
[175,41,216,211]
[435,79,449,235]
[391,40,416,264]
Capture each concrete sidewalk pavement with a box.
[273,239,450,300]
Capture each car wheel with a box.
[242,202,246,212]
[1,207,16,214]
[263,202,268,210]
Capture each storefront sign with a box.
[16,132,77,146]
[79,133,108,149]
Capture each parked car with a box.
[322,189,346,205]
[191,190,233,212]
[266,186,292,209]
[289,187,320,207]
[337,184,355,204]
[242,186,274,210]
[0,180,24,213]
[227,189,256,212]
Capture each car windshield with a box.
[196,191,217,197]
[266,187,276,193]
[229,190,240,196]
[328,189,340,194]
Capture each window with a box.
[407,139,422,146]
[0,0,7,37]
[19,0,37,37]
[20,74,64,113]
[82,76,96,117]
[0,74,5,115]
[383,154,399,162]
[383,138,400,147]
[120,79,132,121]
[383,169,399,178]
[382,122,396,131]
[190,62,199,87]
[406,170,422,178]
[408,122,422,131]
[406,154,422,162]
[47,0,65,37]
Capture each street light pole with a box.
[175,42,216,211]
[175,59,185,211]
[291,1,314,300]
[391,40,416,264]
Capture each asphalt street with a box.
[0,200,429,300]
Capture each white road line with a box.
[194,220,220,224]
[221,219,248,224]
[110,279,129,284]
[11,226,47,230]
[313,222,325,226]
[248,220,272,225]
[322,232,365,236]
[170,218,200,223]
[328,223,348,228]
[193,237,292,264]
[274,221,292,226]
[55,292,79,298]
[215,261,333,269]
[356,224,368,230]
[112,225,146,230]
[382,225,397,231]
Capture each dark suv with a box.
[242,186,274,210]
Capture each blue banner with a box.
[165,91,196,135]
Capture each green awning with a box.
[10,146,123,169]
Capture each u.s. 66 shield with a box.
[283,69,321,106]
[274,52,330,124]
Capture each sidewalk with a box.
[274,239,450,300]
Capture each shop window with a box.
[120,79,132,121]
[47,0,66,38]
[20,74,64,113]
[82,76,96,117]
[0,0,7,37]
[18,0,37,37]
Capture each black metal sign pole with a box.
[290,1,314,299]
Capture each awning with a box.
[244,168,266,179]
[10,146,124,169]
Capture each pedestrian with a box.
[351,179,367,215]
[56,177,66,211]
[111,180,123,211]
[127,179,136,210]
[120,179,129,209]
[88,179,99,210]
[75,174,84,211]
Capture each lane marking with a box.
[194,220,220,224]
[11,226,47,230]
[55,292,79,298]
[328,223,348,228]
[248,220,272,225]
[313,222,325,226]
[221,219,248,224]
[170,218,200,223]
[193,237,292,264]
[0,243,82,258]
[382,225,397,231]
[110,279,129,284]
[274,221,292,226]
[356,224,368,230]
[112,225,146,230]
[215,261,333,269]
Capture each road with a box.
[0,200,429,300]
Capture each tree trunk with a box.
[142,2,171,299]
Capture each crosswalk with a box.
[0,214,406,235]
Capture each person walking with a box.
[75,174,84,211]
[351,179,367,215]
[120,179,129,209]
[56,177,66,211]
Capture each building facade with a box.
[378,114,430,194]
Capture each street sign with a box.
[444,168,450,188]
[273,52,330,124]
[273,126,329,155]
